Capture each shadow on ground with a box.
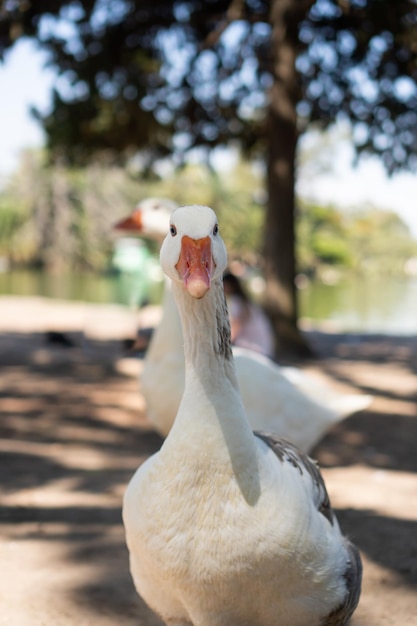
[1,329,416,624]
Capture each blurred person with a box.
[223,271,275,359]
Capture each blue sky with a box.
[1,38,417,239]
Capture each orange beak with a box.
[175,235,214,299]
[114,210,142,232]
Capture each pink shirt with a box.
[227,295,275,359]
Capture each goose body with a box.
[116,198,371,451]
[123,205,362,626]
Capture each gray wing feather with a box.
[254,431,334,524]
[254,431,362,625]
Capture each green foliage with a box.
[1,150,415,277]
[311,234,352,266]
[347,209,417,275]
[297,199,417,277]
[0,149,265,271]
[297,201,351,275]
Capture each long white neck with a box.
[173,278,240,405]
[164,278,260,502]
[145,278,184,362]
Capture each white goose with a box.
[115,198,372,452]
[123,205,362,626]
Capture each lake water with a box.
[298,276,417,335]
[1,269,416,335]
[0,269,164,309]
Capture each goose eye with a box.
[170,224,177,236]
[213,223,219,236]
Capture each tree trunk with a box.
[263,0,315,358]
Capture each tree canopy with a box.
[1,0,417,171]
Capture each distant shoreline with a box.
[1,295,416,345]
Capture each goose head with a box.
[114,197,176,242]
[160,205,227,299]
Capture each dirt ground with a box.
[0,295,416,626]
